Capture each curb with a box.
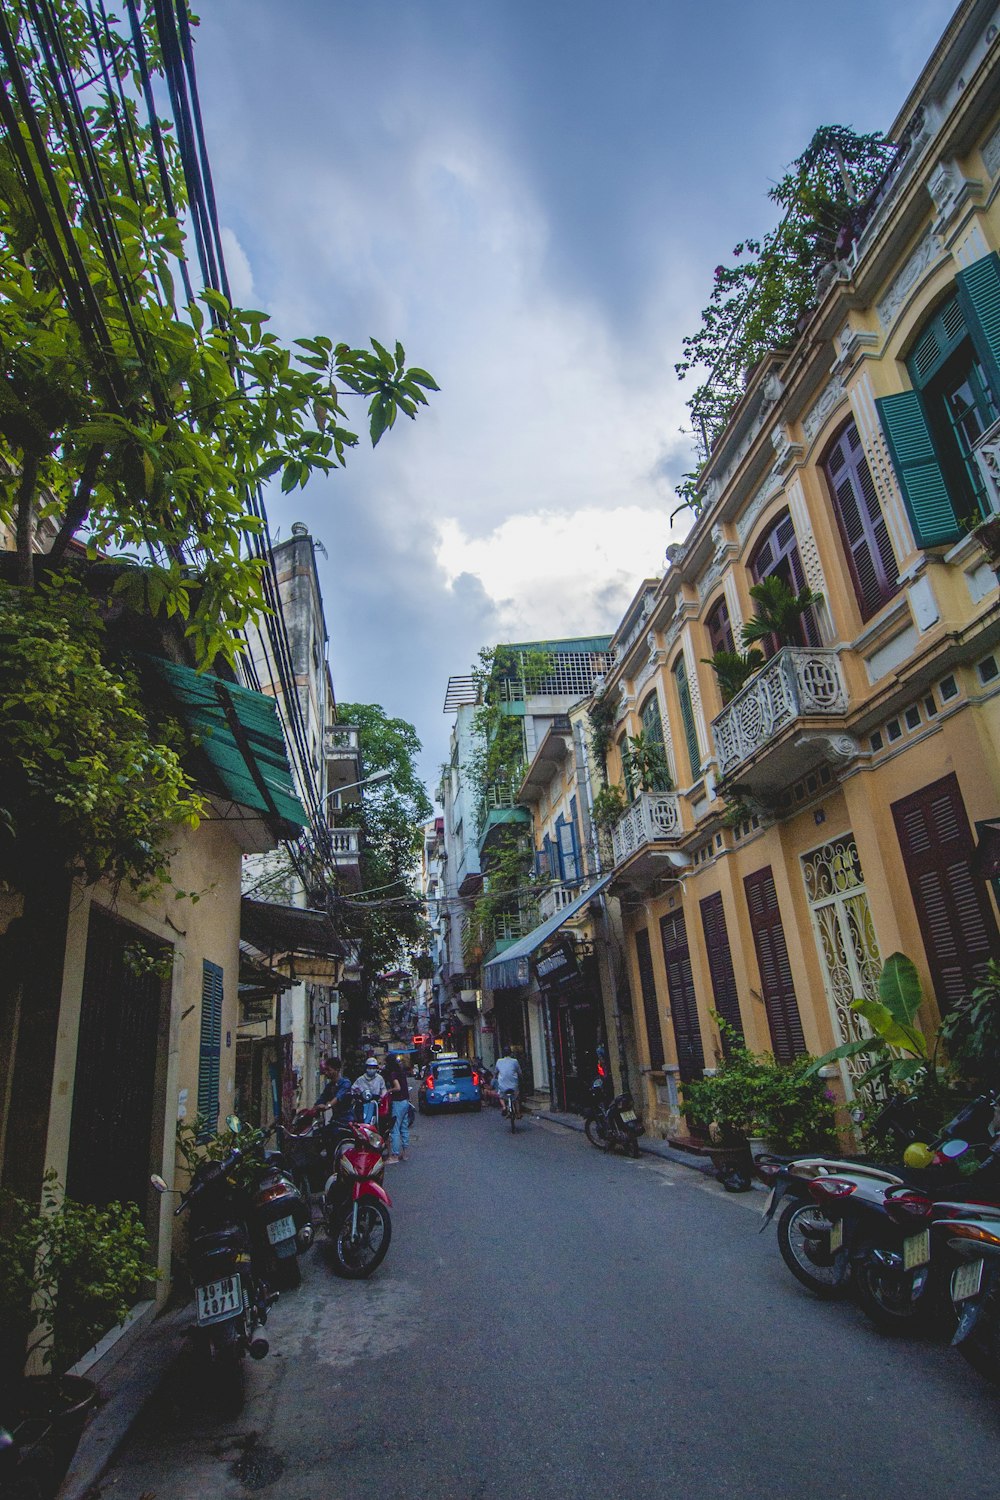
[535,1111,714,1174]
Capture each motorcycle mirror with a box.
[150,1174,169,1193]
[225,1114,242,1134]
[939,1139,969,1159]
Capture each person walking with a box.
[384,1052,411,1163]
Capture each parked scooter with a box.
[248,1129,312,1289]
[151,1116,274,1416]
[945,1191,1000,1381]
[583,1048,643,1158]
[284,1105,392,1278]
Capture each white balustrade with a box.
[329,827,360,857]
[610,792,682,867]
[324,724,360,757]
[539,884,577,921]
[710,647,848,779]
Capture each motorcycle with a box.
[151,1116,274,1416]
[248,1130,312,1290]
[945,1193,1000,1382]
[284,1104,392,1278]
[583,1050,643,1158]
[758,1092,1000,1304]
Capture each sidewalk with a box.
[535,1109,715,1173]
[57,1299,193,1500]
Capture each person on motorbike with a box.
[352,1057,389,1126]
[313,1056,353,1117]
[493,1050,522,1116]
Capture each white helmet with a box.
[365,1056,378,1071]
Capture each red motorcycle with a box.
[287,1105,392,1279]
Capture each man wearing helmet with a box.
[352,1056,389,1129]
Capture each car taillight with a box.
[597,1062,606,1078]
[426,1075,434,1090]
[472,1072,480,1087]
[808,1177,857,1203]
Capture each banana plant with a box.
[805,953,933,1091]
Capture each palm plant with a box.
[702,649,764,703]
[624,732,672,794]
[740,575,823,650]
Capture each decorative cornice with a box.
[736,463,783,545]
[877,230,943,329]
[927,158,982,232]
[983,119,1000,180]
[802,374,847,443]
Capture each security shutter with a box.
[743,868,807,1063]
[825,422,899,619]
[659,911,705,1082]
[699,891,745,1048]
[957,250,1000,398]
[875,389,961,546]
[198,960,224,1137]
[891,774,999,1012]
[634,928,665,1069]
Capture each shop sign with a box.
[534,940,578,991]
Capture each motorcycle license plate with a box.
[619,1109,637,1123]
[953,1259,985,1302]
[196,1274,242,1326]
[266,1214,296,1245]
[903,1229,931,1271]
[829,1219,844,1252]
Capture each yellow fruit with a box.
[903,1142,934,1169]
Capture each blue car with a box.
[417,1055,482,1113]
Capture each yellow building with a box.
[601,4,1000,1135]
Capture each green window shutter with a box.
[956,250,1000,400]
[875,389,961,546]
[197,960,224,1138]
[673,658,701,780]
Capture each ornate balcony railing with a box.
[611,792,682,867]
[539,884,577,921]
[711,648,848,779]
[973,416,1000,516]
[324,724,360,756]
[329,827,360,858]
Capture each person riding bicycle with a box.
[493,1050,522,1115]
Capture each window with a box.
[749,511,820,653]
[699,892,745,1050]
[705,596,735,656]
[823,422,899,620]
[639,692,671,791]
[877,252,1000,546]
[617,733,635,800]
[672,657,701,782]
[556,817,581,884]
[198,961,224,1139]
[659,912,705,1082]
[634,929,666,1069]
[743,868,806,1063]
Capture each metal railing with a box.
[711,647,848,778]
[611,792,682,867]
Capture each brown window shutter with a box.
[634,929,665,1069]
[825,422,899,621]
[659,911,706,1082]
[743,867,807,1062]
[891,774,999,1012]
[699,891,745,1049]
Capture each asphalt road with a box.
[100,1108,1000,1500]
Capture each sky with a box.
[191,0,957,793]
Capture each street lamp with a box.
[320,767,393,812]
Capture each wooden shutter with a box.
[198,960,224,1137]
[875,389,961,546]
[557,818,580,883]
[825,422,899,620]
[673,657,701,780]
[743,868,806,1063]
[706,597,734,655]
[699,891,745,1048]
[957,251,1000,399]
[634,929,665,1069]
[659,911,705,1082]
[891,774,999,1012]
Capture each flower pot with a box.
[972,515,1000,567]
[707,1142,754,1192]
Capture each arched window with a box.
[748,510,820,656]
[617,732,635,801]
[672,656,701,782]
[639,693,671,791]
[705,596,734,656]
[823,421,899,621]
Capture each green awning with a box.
[142,657,307,836]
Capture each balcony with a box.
[711,647,849,789]
[328,825,362,891]
[324,724,362,791]
[538,883,578,922]
[477,780,530,857]
[973,417,1000,515]
[610,792,683,884]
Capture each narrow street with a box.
[101,1112,1000,1500]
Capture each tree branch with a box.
[15,454,40,589]
[46,445,104,565]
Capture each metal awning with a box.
[482,874,613,991]
[241,897,345,959]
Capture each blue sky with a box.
[192,0,957,789]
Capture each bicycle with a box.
[500,1089,520,1134]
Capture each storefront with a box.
[536,942,603,1114]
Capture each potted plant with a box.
[740,575,824,651]
[701,649,764,704]
[623,732,672,794]
[681,1044,767,1188]
[0,1172,151,1496]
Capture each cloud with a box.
[219,226,254,305]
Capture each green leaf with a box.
[406,367,440,391]
[877,952,923,1028]
[803,1035,879,1076]
[852,997,927,1056]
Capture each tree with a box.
[674,126,895,475]
[334,705,433,1043]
